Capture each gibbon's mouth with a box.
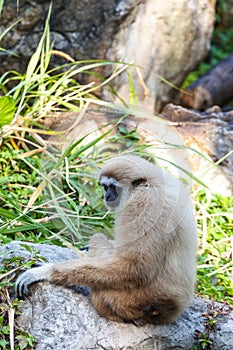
[105,198,120,210]
[106,193,134,212]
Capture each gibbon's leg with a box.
[15,254,146,297]
[92,289,180,325]
[88,233,114,257]
[91,289,143,323]
[90,291,125,322]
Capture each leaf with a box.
[25,4,52,81]
[0,0,4,17]
[0,96,16,128]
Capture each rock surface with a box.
[0,0,216,110]
[161,104,233,195]
[43,105,233,195]
[1,241,233,350]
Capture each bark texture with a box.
[1,241,233,350]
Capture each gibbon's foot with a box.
[130,318,147,327]
[68,285,91,297]
[79,245,89,252]
[15,264,53,297]
[143,305,160,316]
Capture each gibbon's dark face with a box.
[99,176,123,210]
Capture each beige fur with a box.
[16,155,198,325]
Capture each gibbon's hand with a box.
[16,263,53,297]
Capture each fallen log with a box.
[1,242,233,350]
[180,53,233,110]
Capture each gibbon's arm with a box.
[16,254,147,297]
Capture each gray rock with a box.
[162,104,233,195]
[0,241,78,263]
[1,241,233,349]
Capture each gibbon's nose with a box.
[106,192,115,202]
[105,186,118,203]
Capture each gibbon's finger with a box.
[15,264,53,297]
[16,270,33,297]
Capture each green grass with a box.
[195,190,233,304]
[181,0,233,303]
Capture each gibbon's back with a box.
[99,154,198,308]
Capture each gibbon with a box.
[16,155,198,325]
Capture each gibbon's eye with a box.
[131,178,146,187]
[103,184,108,192]
[108,183,116,190]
